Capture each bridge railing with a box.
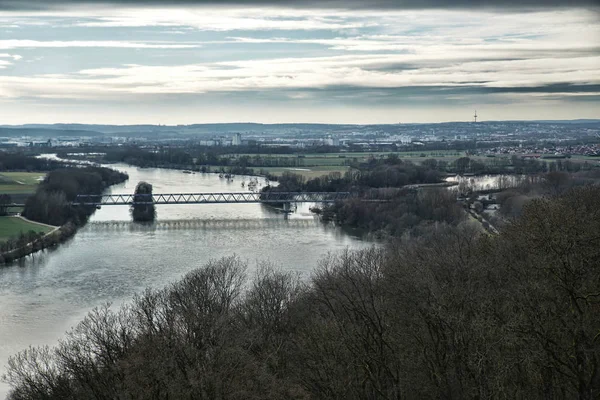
[72,192,353,206]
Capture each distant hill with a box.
[0,127,106,137]
[1,119,598,138]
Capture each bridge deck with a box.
[72,192,352,206]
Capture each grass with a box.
[0,172,46,185]
[0,216,53,242]
[0,184,38,194]
[0,172,45,195]
[565,155,600,164]
[229,151,469,168]
[257,166,351,179]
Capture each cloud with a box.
[0,8,597,100]
[0,0,599,11]
[1,48,597,100]
[0,3,597,123]
[0,53,22,59]
[1,5,595,33]
[0,40,201,49]
[0,52,21,68]
[68,9,372,30]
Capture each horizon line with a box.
[2,118,600,127]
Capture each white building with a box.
[232,133,242,146]
[326,137,340,146]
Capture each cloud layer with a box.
[0,4,598,123]
[1,0,599,11]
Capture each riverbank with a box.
[1,163,129,264]
[0,221,73,264]
[0,216,54,242]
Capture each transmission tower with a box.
[473,110,478,123]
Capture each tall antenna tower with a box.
[473,110,478,123]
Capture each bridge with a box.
[72,192,353,206]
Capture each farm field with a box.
[229,151,468,168]
[0,216,53,242]
[0,172,46,185]
[0,172,45,195]
[257,166,350,179]
[564,155,600,164]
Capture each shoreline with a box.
[1,176,129,265]
[0,222,73,265]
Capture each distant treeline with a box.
[90,144,340,166]
[270,155,444,193]
[323,188,464,237]
[4,186,599,399]
[484,169,600,227]
[60,146,599,178]
[0,152,63,171]
[265,154,598,237]
[23,166,128,226]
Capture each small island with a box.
[131,181,156,222]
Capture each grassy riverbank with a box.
[0,217,54,242]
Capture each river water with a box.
[0,163,372,398]
[445,174,528,191]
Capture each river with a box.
[445,174,528,191]
[0,163,373,398]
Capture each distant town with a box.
[1,120,599,159]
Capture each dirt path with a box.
[15,215,58,230]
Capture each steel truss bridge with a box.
[72,192,353,206]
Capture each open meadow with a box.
[0,216,53,242]
[257,165,350,179]
[0,172,45,195]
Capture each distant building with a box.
[28,139,52,148]
[232,133,242,146]
[325,137,340,146]
[398,135,411,144]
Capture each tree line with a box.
[263,156,458,237]
[0,152,63,172]
[4,185,599,399]
[98,145,340,169]
[269,155,444,194]
[22,166,128,226]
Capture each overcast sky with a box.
[0,1,598,124]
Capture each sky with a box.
[0,0,598,124]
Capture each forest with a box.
[68,144,597,177]
[0,153,63,172]
[3,185,599,399]
[22,166,128,226]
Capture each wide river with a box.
[0,163,373,398]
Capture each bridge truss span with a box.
[72,191,353,206]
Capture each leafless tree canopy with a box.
[4,186,600,399]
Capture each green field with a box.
[258,166,350,179]
[1,172,46,185]
[0,216,53,242]
[230,151,468,169]
[0,172,45,195]
[564,155,600,164]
